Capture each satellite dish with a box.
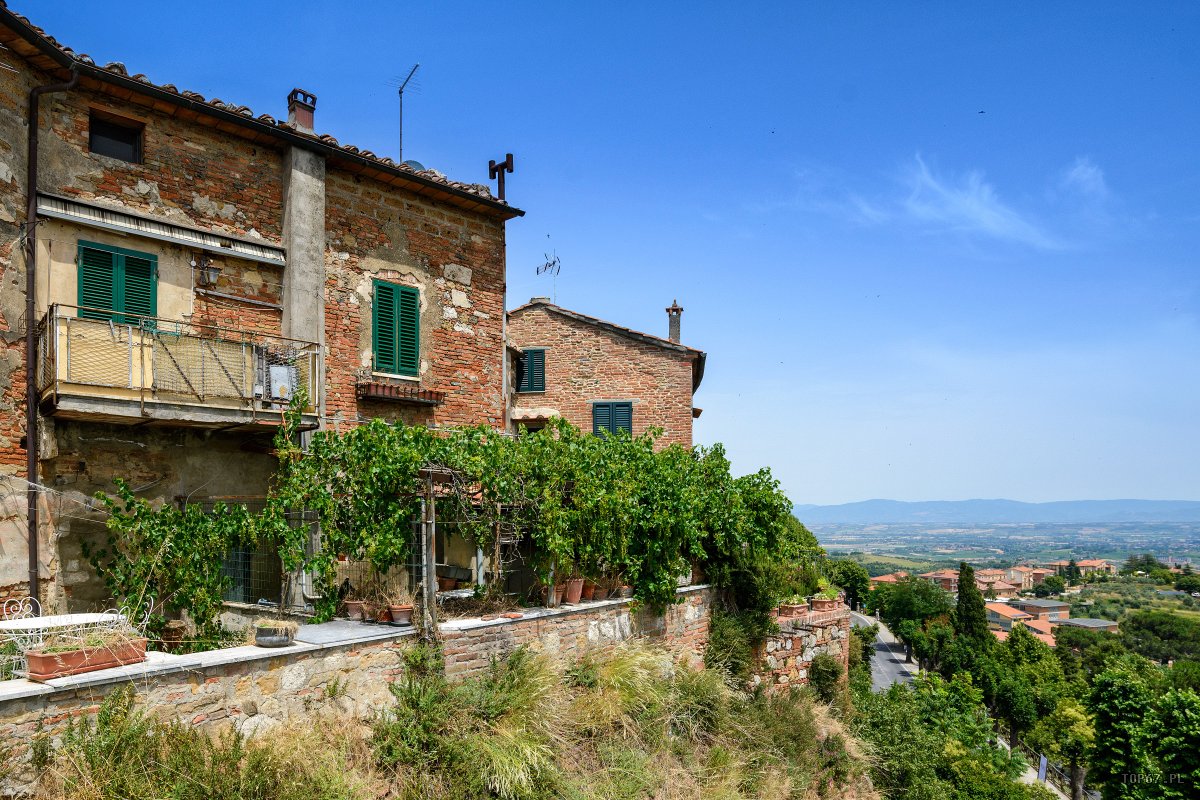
[402,159,426,172]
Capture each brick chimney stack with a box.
[287,88,317,133]
[666,300,683,343]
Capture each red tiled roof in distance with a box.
[986,602,1032,620]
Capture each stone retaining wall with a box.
[751,604,851,692]
[0,585,712,795]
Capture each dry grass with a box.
[39,645,880,800]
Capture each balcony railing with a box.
[37,304,320,426]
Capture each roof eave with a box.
[0,7,524,221]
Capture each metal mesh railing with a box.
[37,304,319,414]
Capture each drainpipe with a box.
[24,69,78,613]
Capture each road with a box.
[850,611,918,692]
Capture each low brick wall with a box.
[442,585,711,679]
[751,604,851,692]
[0,586,712,795]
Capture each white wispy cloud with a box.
[775,155,1126,251]
[899,156,1060,249]
[1057,156,1110,202]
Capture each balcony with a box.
[37,304,321,430]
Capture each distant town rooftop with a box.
[1056,618,1117,629]
[986,603,1031,619]
[1014,599,1070,608]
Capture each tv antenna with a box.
[537,238,561,302]
[397,63,420,163]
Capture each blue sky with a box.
[27,2,1200,504]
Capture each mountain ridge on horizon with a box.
[794,498,1200,525]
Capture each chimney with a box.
[666,300,683,343]
[530,296,551,304]
[287,88,317,133]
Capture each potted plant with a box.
[253,617,299,648]
[811,579,841,611]
[343,589,367,621]
[563,569,585,605]
[778,594,809,617]
[580,577,598,602]
[387,587,415,626]
[26,630,148,682]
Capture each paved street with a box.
[850,611,917,692]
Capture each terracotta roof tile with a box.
[986,602,1031,619]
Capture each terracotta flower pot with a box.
[388,604,414,625]
[26,638,148,682]
[580,580,597,602]
[344,600,366,621]
[811,597,839,612]
[554,584,566,605]
[564,578,585,604]
[437,576,458,592]
[778,603,808,617]
[614,585,634,599]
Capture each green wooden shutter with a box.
[373,281,398,373]
[120,253,157,325]
[613,402,633,434]
[592,402,612,435]
[78,246,117,321]
[396,285,419,376]
[516,352,529,392]
[529,349,545,392]
[518,349,545,392]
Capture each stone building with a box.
[0,6,522,610]
[506,298,706,447]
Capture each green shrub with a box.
[704,610,756,686]
[809,653,843,704]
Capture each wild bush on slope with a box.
[41,645,878,800]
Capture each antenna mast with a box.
[398,63,420,163]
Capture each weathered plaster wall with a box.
[44,89,286,242]
[38,420,277,612]
[0,35,39,603]
[507,305,697,447]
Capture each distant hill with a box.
[793,499,1200,525]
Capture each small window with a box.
[77,240,157,325]
[89,111,143,163]
[373,280,420,376]
[517,348,545,392]
[592,401,632,436]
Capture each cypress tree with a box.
[954,562,990,646]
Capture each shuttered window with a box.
[373,280,420,376]
[77,241,157,325]
[517,348,545,392]
[592,401,633,435]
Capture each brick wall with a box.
[751,605,852,693]
[507,305,697,447]
[0,35,512,603]
[441,586,711,679]
[322,171,508,429]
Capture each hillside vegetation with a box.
[37,644,878,800]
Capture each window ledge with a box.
[371,371,419,382]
